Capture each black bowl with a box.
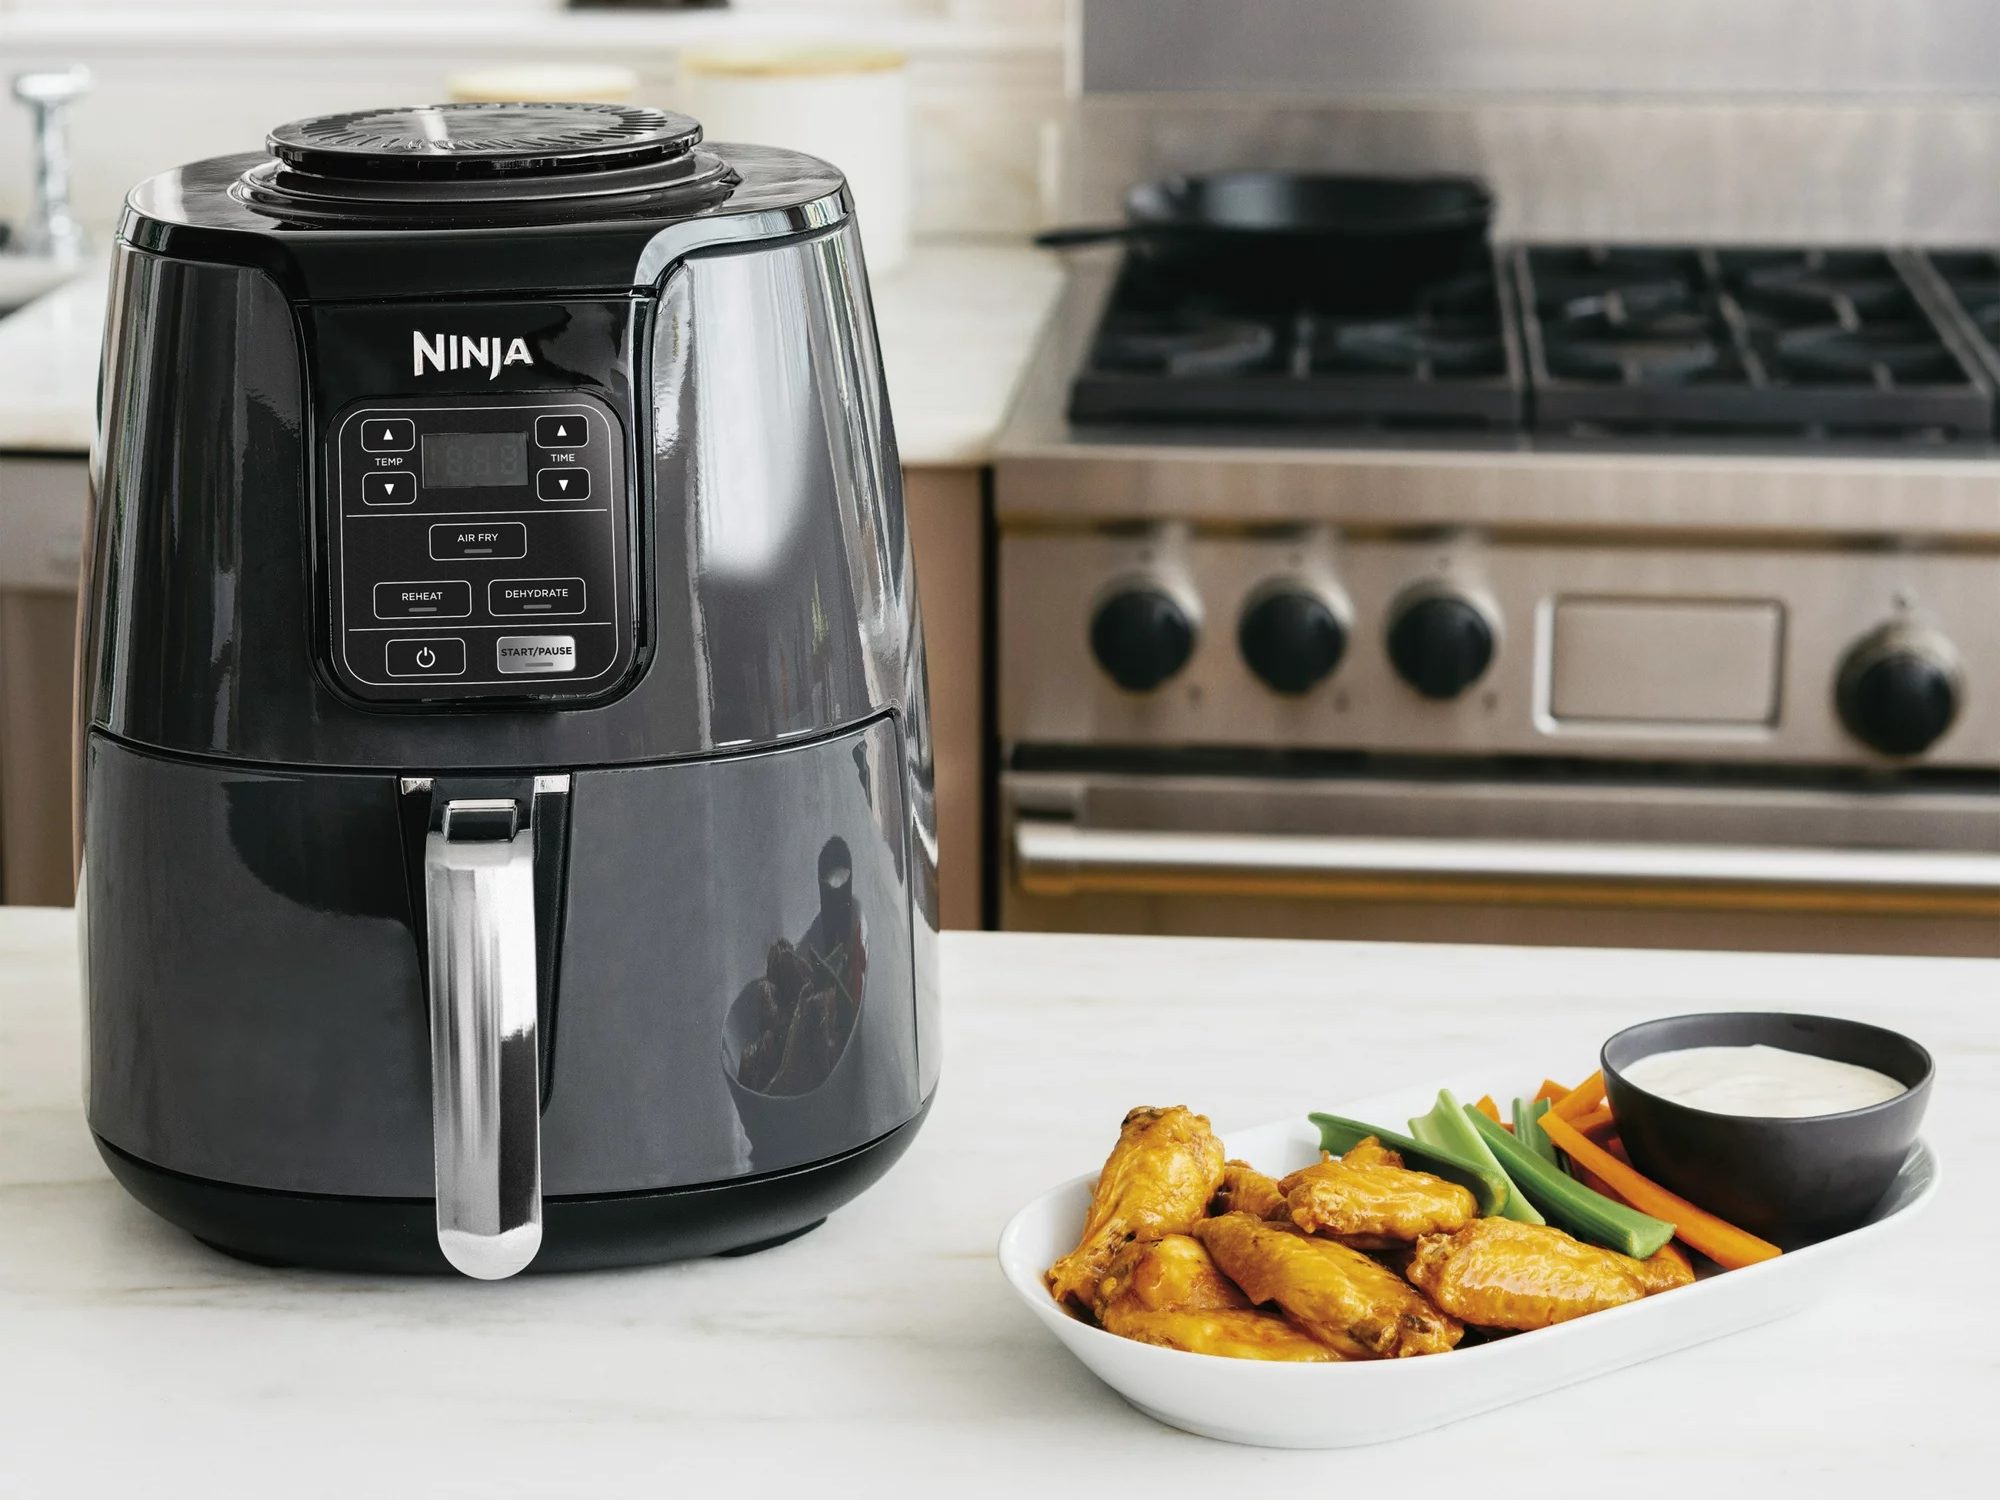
[1602,1012,1933,1247]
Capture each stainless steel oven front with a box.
[993,263,2000,956]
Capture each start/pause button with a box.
[496,634,577,675]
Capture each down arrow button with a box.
[536,467,592,501]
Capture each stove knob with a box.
[1387,586,1495,700]
[1239,587,1346,695]
[1836,624,1962,757]
[1091,587,1196,692]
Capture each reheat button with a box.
[429,521,527,561]
[375,579,472,620]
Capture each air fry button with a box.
[429,521,527,561]
[385,637,466,678]
[496,635,577,675]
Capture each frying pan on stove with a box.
[1037,171,1494,291]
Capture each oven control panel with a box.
[325,394,635,705]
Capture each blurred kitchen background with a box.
[1,0,1996,954]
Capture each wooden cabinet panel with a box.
[903,468,987,930]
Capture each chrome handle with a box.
[1013,822,2000,913]
[11,67,90,262]
[423,791,550,1280]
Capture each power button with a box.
[385,637,466,678]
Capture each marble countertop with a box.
[0,240,1061,467]
[3,909,1989,1491]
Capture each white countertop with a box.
[2,908,1990,1492]
[0,241,1060,467]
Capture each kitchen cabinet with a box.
[904,467,988,929]
[0,456,85,905]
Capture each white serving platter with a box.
[997,1079,1939,1449]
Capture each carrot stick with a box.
[1568,1103,1615,1135]
[1551,1071,1607,1121]
[1533,1079,1573,1104]
[1473,1095,1503,1124]
[1572,1161,1621,1199]
[1540,1111,1781,1269]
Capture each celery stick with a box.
[1409,1089,1545,1224]
[1308,1112,1508,1217]
[1512,1096,1561,1169]
[1466,1106,1676,1259]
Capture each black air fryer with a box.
[77,103,939,1278]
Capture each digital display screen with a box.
[421,431,528,489]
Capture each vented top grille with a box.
[267,103,701,180]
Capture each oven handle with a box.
[1012,822,2000,915]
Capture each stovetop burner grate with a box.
[1068,259,1527,429]
[1065,239,2000,443]
[1919,250,2000,394]
[1515,246,1997,440]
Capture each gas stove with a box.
[992,243,2000,953]
[1069,254,1525,428]
[1067,243,2000,440]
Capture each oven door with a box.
[1002,767,2000,956]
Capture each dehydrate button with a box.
[489,577,586,617]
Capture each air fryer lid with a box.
[236,101,738,223]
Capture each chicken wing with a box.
[1193,1212,1462,1359]
[1091,1233,1339,1362]
[1100,1305,1342,1361]
[1213,1159,1287,1220]
[1279,1137,1477,1245]
[1094,1232,1247,1314]
[1047,1106,1226,1307]
[1406,1218,1697,1331]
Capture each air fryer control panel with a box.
[327,393,634,704]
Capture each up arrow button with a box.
[536,414,589,449]
[536,466,591,501]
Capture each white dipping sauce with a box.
[1623,1043,1905,1117]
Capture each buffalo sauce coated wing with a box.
[1100,1306,1340,1362]
[1046,1106,1226,1307]
[1406,1218,1696,1331]
[1213,1159,1288,1220]
[1092,1234,1337,1362]
[1192,1212,1462,1359]
[1094,1233,1248,1314]
[1279,1137,1477,1245]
